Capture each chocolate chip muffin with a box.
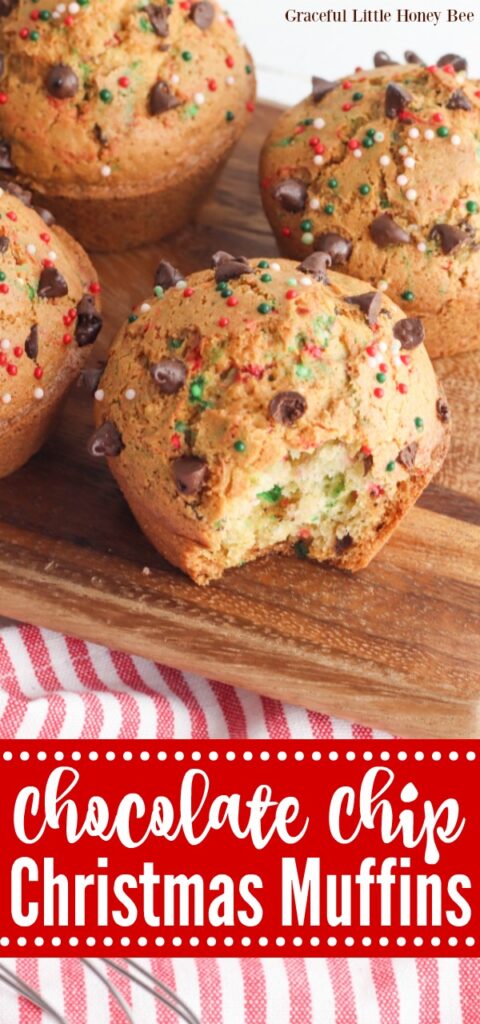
[0,0,255,251]
[88,252,450,584]
[0,182,101,478]
[260,54,480,359]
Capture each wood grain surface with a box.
[0,102,478,738]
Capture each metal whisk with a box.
[0,958,201,1023]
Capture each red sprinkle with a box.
[0,354,6,366]
[432,112,444,123]
[246,101,255,113]
[19,27,29,39]
[282,227,292,238]
[361,445,372,456]
[378,363,388,373]
[0,93,8,105]
[441,63,456,75]
[13,346,23,358]
[7,364,17,376]
[40,231,51,243]
[342,80,352,90]
[63,333,72,345]
[347,138,359,151]
[171,433,181,450]
[208,79,218,92]
[342,102,353,112]
[118,76,130,88]
[30,9,40,19]
[397,383,408,394]
[315,142,325,155]
[285,289,297,300]
[225,56,235,68]
[374,387,384,399]
[89,282,101,295]
[34,366,43,379]
[64,13,74,26]
[218,317,230,327]
[68,308,77,319]
[0,284,9,294]
[309,137,320,148]
[6,211,17,221]
[226,296,238,307]
[183,287,194,298]
[400,354,411,366]
[366,344,377,357]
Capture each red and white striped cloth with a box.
[0,622,477,1023]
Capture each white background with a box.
[226,0,479,104]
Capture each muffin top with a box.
[260,58,480,319]
[0,0,254,195]
[0,182,100,419]
[94,252,448,525]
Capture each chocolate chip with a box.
[38,266,68,299]
[272,178,307,213]
[393,317,425,349]
[311,76,338,102]
[93,123,108,148]
[149,80,181,115]
[0,141,15,174]
[88,422,124,458]
[363,453,374,475]
[0,235,8,253]
[397,442,418,471]
[374,51,395,67]
[314,232,352,266]
[78,364,105,394]
[404,50,424,64]
[150,358,187,395]
[190,1,215,29]
[25,324,39,360]
[436,397,450,423]
[438,53,467,72]
[155,260,184,291]
[145,3,171,36]
[269,391,307,426]
[212,251,253,283]
[370,213,411,247]
[0,179,31,205]
[446,89,472,111]
[75,294,103,347]
[45,64,79,99]
[335,533,353,555]
[297,251,331,281]
[429,223,468,255]
[173,456,208,496]
[0,0,18,15]
[385,82,412,119]
[34,205,56,226]
[345,291,382,325]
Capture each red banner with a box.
[0,741,477,957]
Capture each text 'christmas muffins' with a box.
[88,252,450,585]
[0,182,101,478]
[260,53,480,360]
[0,0,255,251]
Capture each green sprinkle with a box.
[402,290,415,302]
[175,421,187,434]
[324,203,334,215]
[0,271,5,282]
[359,183,371,196]
[182,51,193,61]
[222,287,233,298]
[415,416,424,431]
[100,88,113,104]
[226,110,235,122]
[39,9,50,19]
[363,136,374,148]
[260,273,272,283]
[437,126,449,138]
[245,64,252,74]
[234,440,246,453]
[128,314,138,323]
[30,30,39,40]
[302,232,314,245]
[300,219,313,232]
[287,277,297,286]
[466,200,478,214]
[366,127,376,137]
[190,377,205,402]
[386,461,396,473]
[353,91,363,101]
[258,302,272,315]
[258,260,270,269]
[295,364,312,380]
[327,178,338,189]
[294,539,310,559]
[257,485,283,504]
[168,337,184,350]
[376,372,386,383]
[154,286,164,298]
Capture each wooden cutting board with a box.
[0,102,478,739]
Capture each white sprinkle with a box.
[394,356,401,367]
[313,154,324,166]
[368,358,377,369]
[301,276,313,286]
[392,339,401,354]
[1,339,10,351]
[175,279,187,290]
[27,243,37,256]
[404,156,415,169]
[34,387,44,400]
[52,10,60,17]
[2,393,11,404]
[451,134,461,146]
[48,250,57,261]
[424,129,434,140]
[17,277,24,286]
[171,74,180,85]
[352,149,362,158]
[379,154,390,167]
[140,302,151,313]
[270,262,281,272]
[379,340,388,353]
[397,174,408,187]
[57,3,66,11]
[194,92,205,106]
[142,567,151,577]
[406,188,417,201]
[101,165,112,177]
[125,388,136,401]
[374,131,384,142]
[417,241,427,252]
[226,75,235,86]
[68,1,80,12]
[399,145,409,156]
[313,117,325,129]
[409,127,420,139]
[378,280,389,291]
[309,197,320,210]
[94,389,104,402]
